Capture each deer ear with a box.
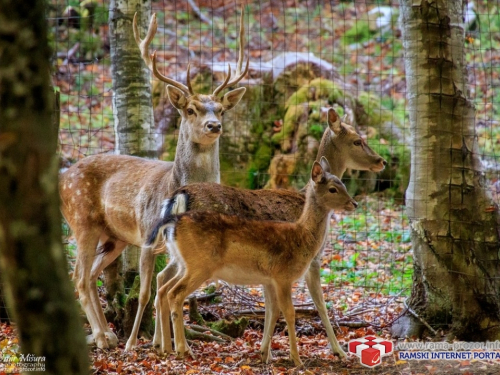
[221,87,246,111]
[166,85,187,109]
[328,108,343,135]
[311,161,324,183]
[319,156,331,174]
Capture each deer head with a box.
[133,10,249,146]
[323,108,386,173]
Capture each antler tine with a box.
[212,5,249,96]
[212,63,232,97]
[185,63,194,96]
[234,6,245,79]
[133,12,157,72]
[151,51,191,95]
[134,12,191,95]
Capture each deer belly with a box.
[213,266,272,285]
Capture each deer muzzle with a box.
[205,121,222,134]
[371,158,387,172]
[345,199,358,211]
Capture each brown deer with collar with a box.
[149,108,385,357]
[59,11,248,350]
[147,158,358,365]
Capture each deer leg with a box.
[304,254,346,358]
[74,229,110,349]
[157,262,184,354]
[125,246,156,351]
[152,259,179,348]
[260,285,280,364]
[90,238,127,349]
[275,282,302,366]
[167,269,207,359]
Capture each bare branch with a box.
[187,0,213,26]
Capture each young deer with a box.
[147,158,358,365]
[59,12,248,350]
[150,108,385,357]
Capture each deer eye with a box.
[220,110,225,117]
[187,108,195,116]
[329,187,338,194]
[353,139,362,146]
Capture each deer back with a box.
[147,159,357,284]
[159,108,385,225]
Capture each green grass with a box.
[321,197,413,296]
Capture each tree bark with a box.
[394,0,500,341]
[0,1,89,373]
[110,0,156,158]
[105,0,156,339]
[0,283,10,323]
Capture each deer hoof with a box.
[89,333,109,349]
[105,331,118,349]
[152,334,161,349]
[176,348,195,360]
[85,334,97,347]
[260,350,272,364]
[333,346,347,359]
[124,338,137,351]
[291,355,303,367]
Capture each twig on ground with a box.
[403,299,438,336]
[185,328,226,343]
[194,292,222,302]
[187,0,212,26]
[336,321,370,328]
[231,308,319,319]
[188,324,232,341]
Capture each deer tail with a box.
[151,193,188,254]
[160,192,188,219]
[145,214,178,252]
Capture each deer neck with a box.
[316,130,347,178]
[169,128,220,191]
[298,131,347,196]
[296,185,331,257]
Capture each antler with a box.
[133,12,193,96]
[212,6,250,97]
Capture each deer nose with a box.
[380,158,387,166]
[206,121,222,133]
[351,199,358,208]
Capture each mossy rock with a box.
[356,91,400,131]
[285,78,348,109]
[122,275,153,338]
[273,63,322,104]
[247,139,274,189]
[208,317,249,338]
[271,103,309,150]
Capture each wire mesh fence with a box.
[2,0,497,335]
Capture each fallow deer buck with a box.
[59,11,248,350]
[147,158,358,365]
[150,108,386,357]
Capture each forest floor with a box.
[3,318,500,374]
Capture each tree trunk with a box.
[0,283,10,323]
[394,0,500,341]
[110,0,156,158]
[0,0,89,373]
[105,0,156,339]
